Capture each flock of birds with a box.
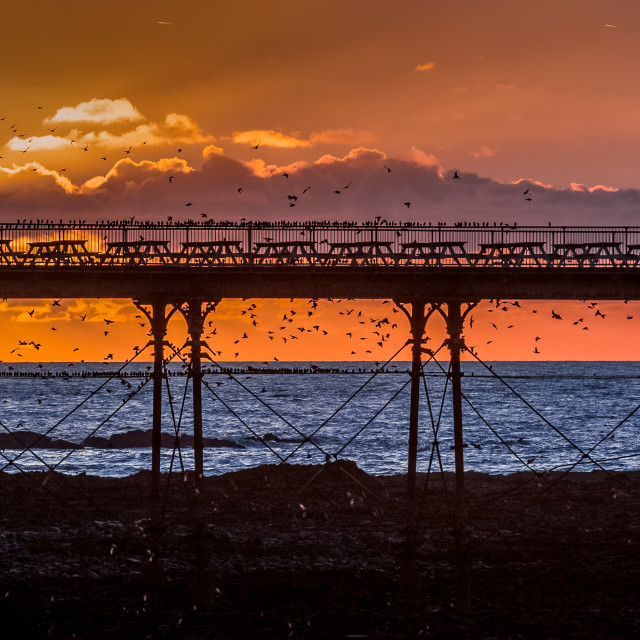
[1,108,634,364]
[0,295,636,365]
[477,298,635,355]
[2,109,539,216]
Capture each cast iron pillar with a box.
[395,299,433,598]
[407,302,428,502]
[181,299,219,484]
[134,300,175,498]
[446,301,466,507]
[444,300,472,614]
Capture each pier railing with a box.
[0,221,639,268]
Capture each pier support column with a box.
[407,302,428,502]
[180,299,219,604]
[134,300,175,498]
[394,299,433,598]
[444,300,473,614]
[181,299,219,484]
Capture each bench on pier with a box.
[474,242,548,267]
[101,240,173,265]
[624,244,640,267]
[179,240,244,265]
[0,239,22,265]
[325,241,395,265]
[254,241,318,264]
[25,240,92,265]
[399,241,469,266]
[552,242,626,267]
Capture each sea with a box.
[1,361,639,477]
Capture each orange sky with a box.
[1,1,640,361]
[1,297,638,363]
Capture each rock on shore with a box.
[0,428,244,450]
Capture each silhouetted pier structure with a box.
[2,220,640,611]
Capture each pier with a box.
[1,220,640,615]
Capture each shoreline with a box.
[2,463,640,638]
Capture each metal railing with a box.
[0,221,638,268]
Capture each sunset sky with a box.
[1,0,640,362]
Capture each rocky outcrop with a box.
[0,429,244,450]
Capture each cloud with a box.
[231,128,376,149]
[244,158,310,178]
[80,157,194,191]
[1,146,639,226]
[232,130,309,149]
[469,146,498,158]
[0,162,77,194]
[408,147,441,170]
[314,147,387,167]
[308,129,377,146]
[203,144,224,158]
[415,62,436,71]
[45,98,144,126]
[570,182,619,193]
[80,113,214,149]
[5,134,70,152]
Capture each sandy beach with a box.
[1,461,639,639]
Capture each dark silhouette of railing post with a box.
[444,300,472,614]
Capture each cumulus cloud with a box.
[408,147,442,170]
[244,158,310,178]
[415,62,436,71]
[0,162,77,194]
[203,144,224,158]
[0,146,639,226]
[80,113,214,149]
[5,134,71,152]
[45,98,144,125]
[314,147,387,166]
[80,157,194,191]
